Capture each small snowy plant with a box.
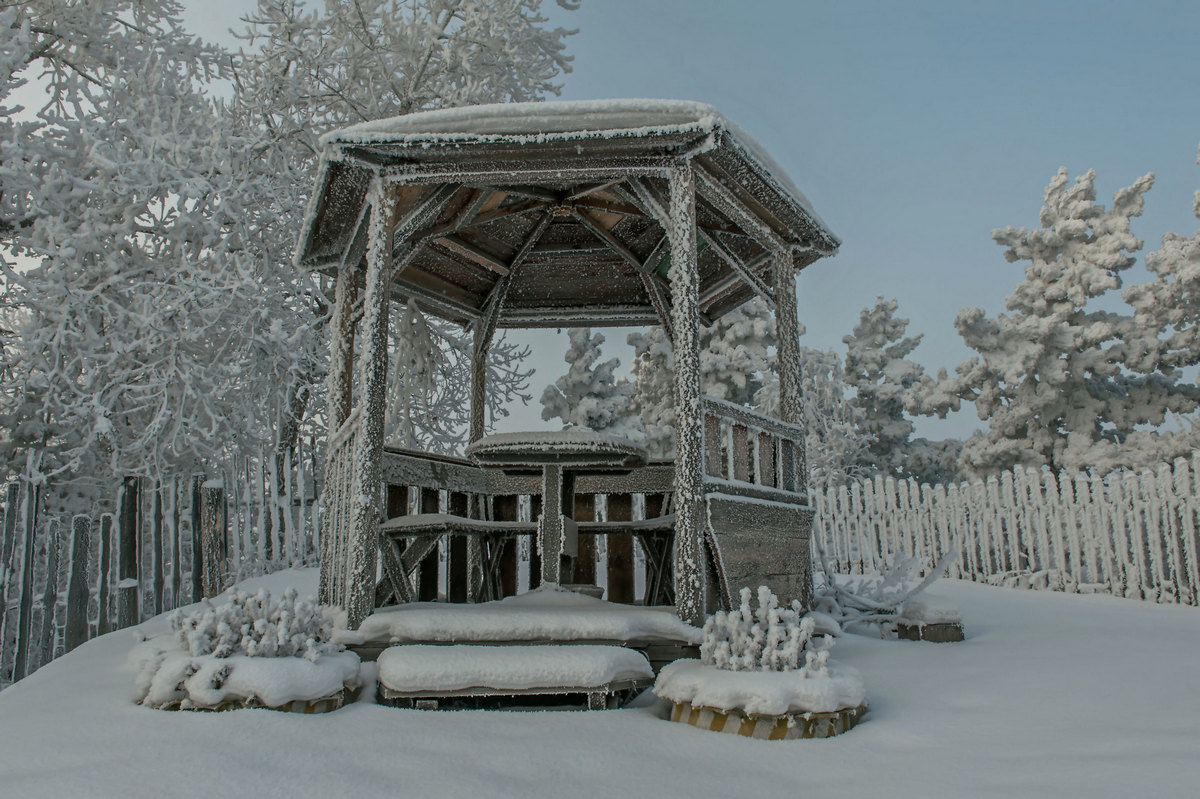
[169,588,338,662]
[700,586,833,675]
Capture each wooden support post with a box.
[12,479,38,681]
[773,250,804,428]
[606,494,634,604]
[63,516,90,653]
[418,487,440,601]
[97,515,113,636]
[528,494,543,590]
[448,492,469,603]
[117,477,139,629]
[668,163,709,625]
[470,325,490,445]
[199,480,226,599]
[344,175,398,628]
[320,264,358,608]
[573,494,597,585]
[189,476,203,603]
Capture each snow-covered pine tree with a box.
[916,167,1198,476]
[842,296,924,477]
[540,329,641,440]
[626,326,676,457]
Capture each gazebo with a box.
[295,100,839,630]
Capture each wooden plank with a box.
[63,516,90,654]
[493,496,520,597]
[97,514,113,636]
[706,494,814,609]
[418,487,440,601]
[189,476,203,603]
[757,432,777,488]
[528,494,543,590]
[434,235,511,276]
[117,477,139,629]
[606,494,635,604]
[704,415,723,479]
[573,494,597,585]
[11,480,38,681]
[36,521,60,669]
[448,492,470,603]
[731,424,751,483]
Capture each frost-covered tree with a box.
[917,167,1198,476]
[700,297,776,406]
[540,328,640,440]
[0,1,316,501]
[625,326,676,457]
[229,0,576,456]
[842,297,924,476]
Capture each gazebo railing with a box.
[319,406,363,609]
[702,397,807,504]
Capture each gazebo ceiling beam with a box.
[449,188,493,231]
[692,165,790,254]
[418,198,547,240]
[500,305,661,328]
[483,184,559,202]
[571,208,650,274]
[388,182,462,263]
[340,201,372,269]
[434,235,511,276]
[567,180,626,201]
[381,159,675,185]
[477,210,555,348]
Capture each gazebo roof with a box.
[296,99,839,328]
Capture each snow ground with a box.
[0,569,1197,799]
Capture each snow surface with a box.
[340,585,701,646]
[377,645,652,693]
[322,99,826,229]
[3,568,1200,798]
[653,659,866,716]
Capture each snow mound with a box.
[654,658,866,716]
[377,644,652,694]
[898,593,962,625]
[341,585,701,646]
[134,649,360,709]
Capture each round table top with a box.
[465,430,649,472]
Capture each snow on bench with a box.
[376,644,654,709]
[338,585,702,648]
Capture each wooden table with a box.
[465,431,648,585]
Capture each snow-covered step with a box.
[376,644,654,710]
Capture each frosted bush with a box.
[168,588,339,662]
[700,586,832,674]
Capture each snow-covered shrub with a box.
[700,586,832,675]
[168,588,338,662]
[810,543,958,631]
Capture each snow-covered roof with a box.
[298,99,840,329]
[325,99,820,223]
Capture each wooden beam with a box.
[693,165,790,253]
[703,230,775,307]
[571,208,647,273]
[388,182,461,263]
[567,180,626,201]
[434,235,511,276]
[419,198,546,239]
[490,184,559,202]
[340,201,371,269]
[773,250,804,428]
[642,273,675,345]
[477,211,554,350]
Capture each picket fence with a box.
[0,449,319,689]
[814,455,1200,606]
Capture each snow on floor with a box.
[1,569,1198,798]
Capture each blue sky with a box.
[185,1,1200,438]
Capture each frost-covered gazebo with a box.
[296,100,839,630]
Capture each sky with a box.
[182,0,1200,439]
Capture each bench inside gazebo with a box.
[296,100,839,693]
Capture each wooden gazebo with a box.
[296,100,839,629]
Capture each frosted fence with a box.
[814,456,1200,606]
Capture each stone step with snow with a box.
[376,644,655,710]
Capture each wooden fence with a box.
[814,455,1200,606]
[0,449,318,689]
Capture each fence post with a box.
[97,514,113,636]
[36,521,60,669]
[190,476,204,603]
[199,480,227,598]
[13,479,40,682]
[64,515,91,653]
[117,476,140,630]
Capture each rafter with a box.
[476,210,555,354]
[692,165,789,253]
[434,235,511,276]
[567,180,626,201]
[416,198,547,240]
[388,182,461,263]
[571,207,648,273]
